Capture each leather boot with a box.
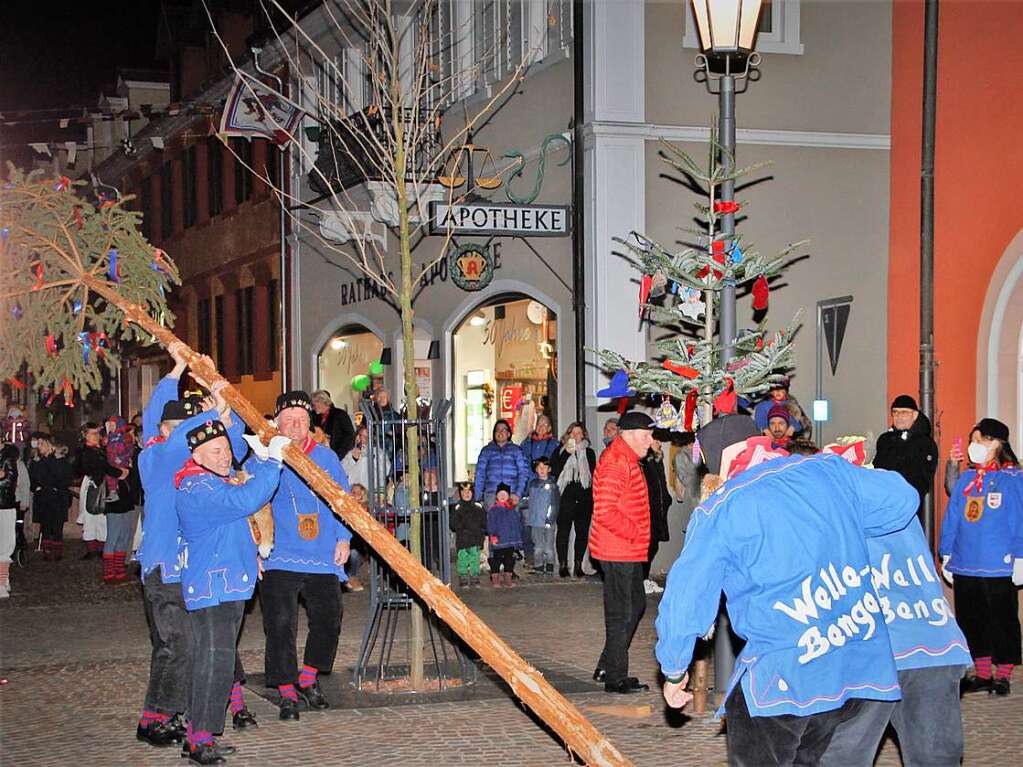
[573,560,584,578]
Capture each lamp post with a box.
[688,0,763,714]
[690,0,763,365]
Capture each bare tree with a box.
[204,0,540,690]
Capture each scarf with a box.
[174,458,210,488]
[557,439,592,492]
[963,460,1006,496]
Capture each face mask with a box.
[968,442,992,465]
[30,439,38,449]
[603,437,613,447]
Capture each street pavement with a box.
[1,539,1020,766]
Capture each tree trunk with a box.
[83,275,632,767]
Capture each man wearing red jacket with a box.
[590,411,655,694]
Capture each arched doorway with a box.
[978,232,1023,439]
[316,324,384,418]
[451,293,558,481]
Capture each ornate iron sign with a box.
[448,243,494,292]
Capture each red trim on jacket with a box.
[589,436,650,562]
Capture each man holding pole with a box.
[261,391,352,721]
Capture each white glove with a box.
[242,434,270,461]
[1013,558,1023,587]
[258,541,273,560]
[941,555,954,586]
[267,435,291,463]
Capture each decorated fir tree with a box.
[598,134,806,429]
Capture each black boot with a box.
[573,560,584,578]
[297,681,330,710]
[136,721,179,747]
[559,566,570,578]
[231,707,258,729]
[961,675,994,695]
[279,697,300,721]
[993,678,1011,696]
[184,742,227,765]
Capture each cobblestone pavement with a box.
[1,539,1020,765]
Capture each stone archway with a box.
[977,229,1023,439]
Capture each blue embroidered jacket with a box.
[655,454,918,717]
[940,467,1023,577]
[177,455,282,610]
[264,441,352,580]
[867,518,970,671]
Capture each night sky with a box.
[0,0,163,168]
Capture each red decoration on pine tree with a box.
[6,377,26,389]
[713,201,740,214]
[663,359,699,379]
[62,377,74,407]
[683,389,698,431]
[32,262,45,290]
[45,334,57,356]
[713,378,737,414]
[752,275,769,311]
[72,206,84,229]
[638,274,653,318]
[697,241,726,280]
[55,176,71,192]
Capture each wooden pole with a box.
[85,276,633,767]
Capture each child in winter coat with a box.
[486,483,523,588]
[449,482,487,588]
[939,418,1023,696]
[525,457,559,577]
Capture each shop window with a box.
[233,138,253,205]
[197,298,212,356]
[452,295,557,478]
[159,163,173,241]
[236,286,254,376]
[683,0,803,56]
[316,325,384,417]
[208,137,223,217]
[268,278,279,372]
[183,145,197,228]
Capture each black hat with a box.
[275,390,314,418]
[186,419,228,452]
[495,482,512,495]
[618,411,655,431]
[891,394,919,411]
[161,397,204,422]
[973,418,1010,443]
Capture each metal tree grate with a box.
[352,398,477,690]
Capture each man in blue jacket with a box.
[261,391,352,721]
[656,452,919,766]
[136,344,219,748]
[176,417,287,764]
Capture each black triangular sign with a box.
[822,303,851,375]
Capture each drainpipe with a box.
[919,0,939,550]
[572,0,585,422]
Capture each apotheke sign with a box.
[429,202,570,237]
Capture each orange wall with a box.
[888,1,1023,467]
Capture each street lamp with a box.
[690,0,763,364]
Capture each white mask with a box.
[30,439,38,449]
[967,441,992,465]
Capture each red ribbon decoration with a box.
[752,275,770,311]
[697,242,726,280]
[683,389,698,431]
[6,377,26,390]
[616,397,629,416]
[45,334,57,356]
[713,200,740,214]
[55,176,71,192]
[62,377,74,408]
[32,262,45,290]
[713,378,737,415]
[638,274,653,318]
[663,359,699,379]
